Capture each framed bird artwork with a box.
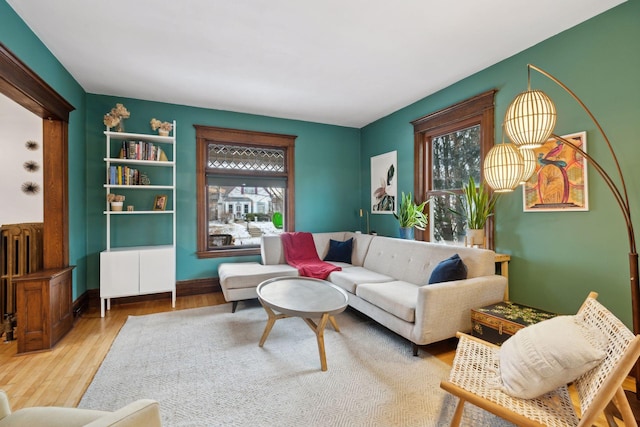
[522,131,589,212]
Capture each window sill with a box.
[196,247,260,259]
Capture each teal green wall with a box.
[361,0,640,326]
[85,95,360,288]
[2,0,359,296]
[1,0,88,299]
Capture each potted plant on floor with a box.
[394,192,429,240]
[450,176,498,247]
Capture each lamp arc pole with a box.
[506,64,639,401]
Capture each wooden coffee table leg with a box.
[328,315,340,332]
[258,305,287,347]
[304,313,331,371]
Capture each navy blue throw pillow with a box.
[428,254,467,284]
[323,238,353,264]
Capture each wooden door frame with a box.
[0,43,75,268]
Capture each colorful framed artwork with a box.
[153,194,167,211]
[371,150,397,215]
[523,131,588,212]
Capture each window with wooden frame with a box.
[411,90,497,250]
[195,125,296,258]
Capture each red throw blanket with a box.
[281,232,341,279]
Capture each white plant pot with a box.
[110,201,124,211]
[466,228,485,247]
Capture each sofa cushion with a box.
[498,315,608,399]
[362,236,495,284]
[428,254,467,284]
[355,281,418,322]
[312,232,349,260]
[218,262,298,290]
[328,267,394,294]
[262,232,349,266]
[344,232,375,267]
[324,238,353,264]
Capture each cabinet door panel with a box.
[139,248,175,294]
[100,251,139,298]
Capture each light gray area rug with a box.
[79,302,514,426]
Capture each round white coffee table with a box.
[256,276,349,371]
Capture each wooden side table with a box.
[471,300,556,345]
[494,253,510,300]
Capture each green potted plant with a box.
[450,176,499,246]
[393,192,429,239]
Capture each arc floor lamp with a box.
[484,64,639,410]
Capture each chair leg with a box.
[451,398,466,427]
[231,301,238,313]
[612,387,637,427]
[412,342,419,356]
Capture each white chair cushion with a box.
[497,314,608,399]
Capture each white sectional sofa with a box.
[218,231,507,354]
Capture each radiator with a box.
[0,223,43,320]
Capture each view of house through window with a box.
[429,125,480,244]
[206,144,286,249]
[196,126,295,258]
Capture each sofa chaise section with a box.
[218,262,298,312]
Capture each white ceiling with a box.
[7,0,625,128]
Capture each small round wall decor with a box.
[23,160,40,172]
[25,140,39,150]
[21,181,41,195]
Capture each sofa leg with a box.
[412,343,419,356]
[231,301,238,313]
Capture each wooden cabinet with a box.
[100,122,176,317]
[14,266,74,354]
[100,246,175,317]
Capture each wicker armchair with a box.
[440,292,640,426]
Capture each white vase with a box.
[158,129,169,137]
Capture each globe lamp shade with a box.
[519,147,537,184]
[504,89,557,149]
[483,143,524,192]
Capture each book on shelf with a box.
[118,140,168,161]
[108,165,145,186]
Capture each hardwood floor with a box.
[0,292,635,426]
[0,293,226,411]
